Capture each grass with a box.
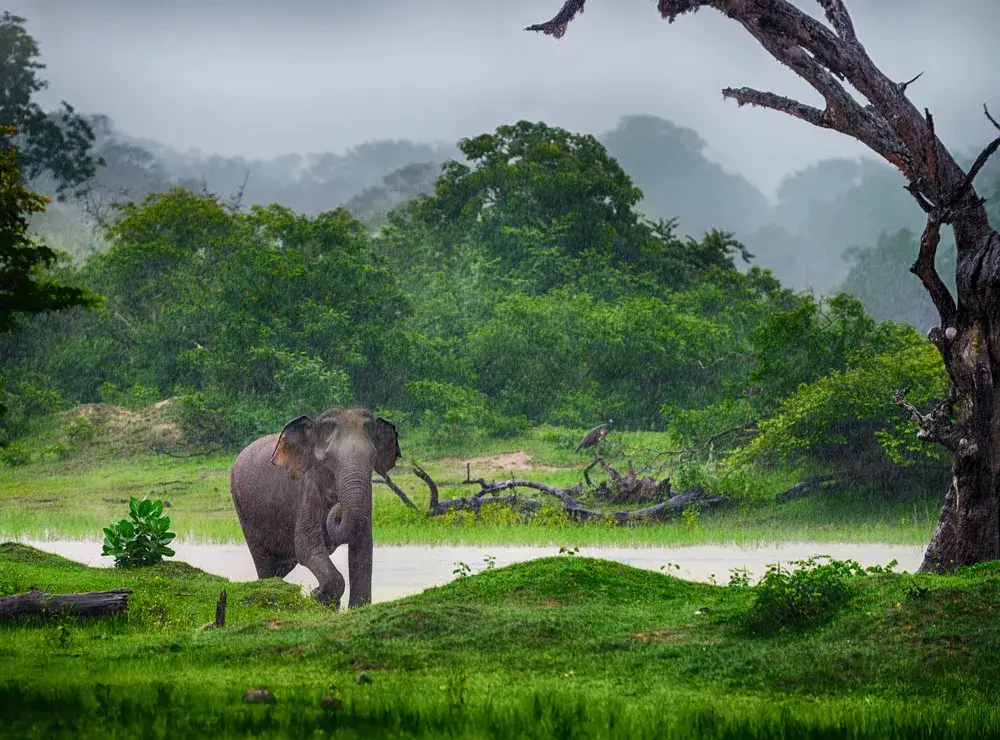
[1,423,944,546]
[1,543,998,738]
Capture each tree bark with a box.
[527,0,1000,572]
[0,587,132,620]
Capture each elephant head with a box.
[268,406,400,607]
[270,406,401,483]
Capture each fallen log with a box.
[0,586,132,621]
[774,475,865,503]
[408,462,723,524]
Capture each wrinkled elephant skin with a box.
[230,406,400,609]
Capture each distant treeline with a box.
[3,120,969,496]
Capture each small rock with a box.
[242,689,276,704]
[355,672,373,685]
[320,696,343,710]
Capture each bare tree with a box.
[526,0,1000,572]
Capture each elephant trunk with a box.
[332,448,375,607]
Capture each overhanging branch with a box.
[524,0,586,38]
[722,87,826,128]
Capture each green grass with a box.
[1,425,943,546]
[1,543,998,738]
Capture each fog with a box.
[10,0,1000,197]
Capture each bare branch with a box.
[405,462,722,523]
[722,87,826,128]
[909,214,958,326]
[985,104,1000,131]
[379,472,417,510]
[898,71,923,94]
[892,387,959,453]
[950,105,1000,204]
[411,462,439,511]
[815,0,856,43]
[525,0,586,38]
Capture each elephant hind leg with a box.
[248,546,297,580]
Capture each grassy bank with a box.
[1,543,998,739]
[0,443,943,546]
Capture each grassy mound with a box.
[2,545,1000,738]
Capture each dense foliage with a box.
[0,115,956,498]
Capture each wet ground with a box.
[18,539,924,604]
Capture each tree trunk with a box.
[526,0,1000,572]
[0,587,132,620]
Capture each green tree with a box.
[0,129,99,333]
[0,13,101,198]
[415,120,648,292]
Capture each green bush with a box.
[0,442,30,467]
[731,322,949,488]
[101,497,176,568]
[742,555,896,634]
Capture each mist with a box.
[10,0,1000,197]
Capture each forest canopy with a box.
[0,115,968,496]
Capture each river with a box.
[17,539,923,604]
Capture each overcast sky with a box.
[11,0,1000,197]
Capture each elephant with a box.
[230,406,401,610]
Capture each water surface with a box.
[18,539,923,604]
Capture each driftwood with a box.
[0,586,132,621]
[406,461,723,524]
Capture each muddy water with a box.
[17,539,923,605]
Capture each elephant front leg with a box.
[348,530,373,608]
[296,488,347,609]
[326,508,373,608]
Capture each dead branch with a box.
[591,458,671,503]
[405,462,722,523]
[524,0,586,38]
[897,72,923,94]
[527,0,987,216]
[0,587,132,621]
[951,105,1000,205]
[909,113,958,327]
[892,387,960,453]
[379,472,417,510]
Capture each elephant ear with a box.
[369,416,401,477]
[270,415,314,480]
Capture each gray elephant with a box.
[230,406,400,609]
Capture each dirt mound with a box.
[67,400,185,453]
[438,450,571,473]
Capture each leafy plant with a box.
[101,497,176,568]
[745,555,896,634]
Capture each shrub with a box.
[101,497,176,568]
[0,442,30,467]
[743,555,896,634]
